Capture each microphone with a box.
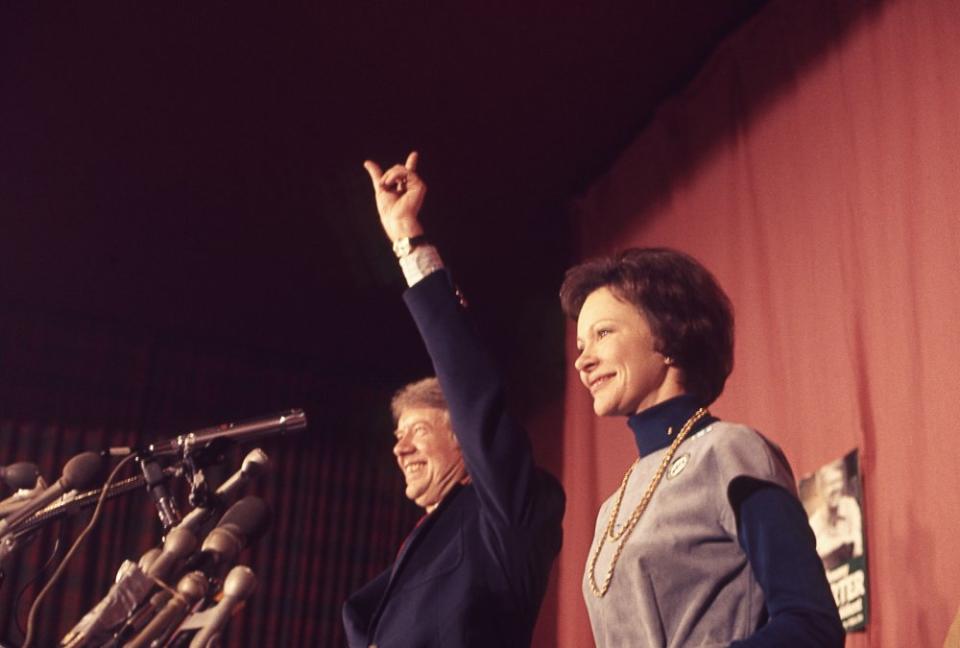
[59,455,268,647]
[212,448,269,503]
[0,452,103,538]
[13,471,165,537]
[1,462,40,490]
[146,526,201,582]
[143,410,306,458]
[106,487,263,647]
[0,475,47,519]
[139,455,181,531]
[138,547,163,572]
[186,566,257,648]
[59,529,199,647]
[60,560,153,647]
[108,499,268,647]
[123,571,208,648]
[176,449,269,536]
[184,497,271,576]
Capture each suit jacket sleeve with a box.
[403,270,561,538]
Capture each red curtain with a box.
[555,0,960,646]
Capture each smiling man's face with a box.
[393,407,467,512]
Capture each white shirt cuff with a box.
[399,245,444,287]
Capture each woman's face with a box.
[575,286,682,417]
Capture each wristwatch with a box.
[392,235,428,259]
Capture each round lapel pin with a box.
[666,453,690,480]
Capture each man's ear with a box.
[439,412,458,444]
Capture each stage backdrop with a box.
[554,0,960,646]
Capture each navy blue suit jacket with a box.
[343,271,565,647]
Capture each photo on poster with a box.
[798,449,868,632]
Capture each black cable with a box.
[22,453,138,648]
[13,526,64,638]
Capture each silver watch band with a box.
[392,235,428,259]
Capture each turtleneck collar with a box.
[626,394,717,457]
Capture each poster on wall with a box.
[798,449,868,632]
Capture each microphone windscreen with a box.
[223,565,257,599]
[147,527,200,580]
[1,462,40,489]
[164,526,200,557]
[217,496,271,542]
[62,452,105,490]
[138,547,163,571]
[240,448,268,475]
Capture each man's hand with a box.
[363,151,426,243]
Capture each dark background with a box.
[0,2,771,645]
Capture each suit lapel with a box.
[344,569,389,647]
[367,485,464,635]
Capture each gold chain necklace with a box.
[587,407,709,598]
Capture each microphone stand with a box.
[180,439,231,510]
[141,434,240,530]
[138,452,182,531]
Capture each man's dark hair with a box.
[559,247,734,404]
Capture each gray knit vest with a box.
[583,422,797,647]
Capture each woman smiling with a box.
[561,249,844,647]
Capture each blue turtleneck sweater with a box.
[626,396,845,647]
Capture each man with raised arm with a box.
[342,153,565,647]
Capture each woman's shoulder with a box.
[695,420,797,492]
[698,420,782,453]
